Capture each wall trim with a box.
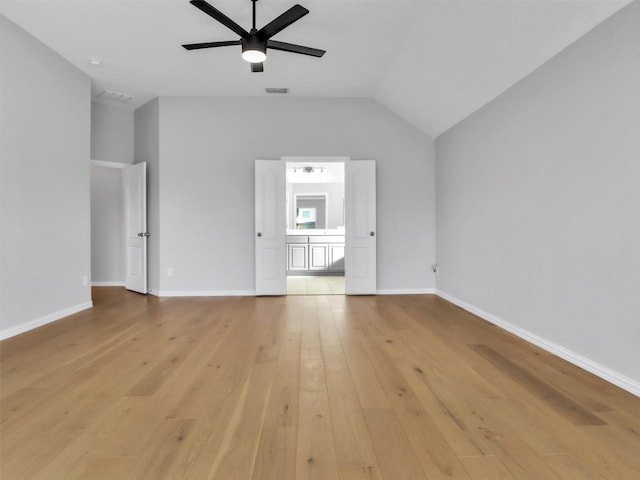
[436,289,640,397]
[151,290,255,297]
[377,288,436,295]
[281,155,350,163]
[92,281,125,287]
[150,288,437,297]
[0,301,93,340]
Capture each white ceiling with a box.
[0,0,631,137]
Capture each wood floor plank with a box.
[323,344,379,468]
[363,408,427,480]
[353,330,472,479]
[542,453,614,480]
[339,465,384,480]
[470,344,606,426]
[251,331,301,480]
[299,298,327,393]
[0,429,81,480]
[0,288,638,480]
[459,455,517,480]
[125,418,196,480]
[251,426,298,480]
[296,391,340,480]
[65,456,138,480]
[206,362,276,480]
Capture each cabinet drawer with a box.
[286,235,308,244]
[309,235,345,243]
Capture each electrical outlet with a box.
[167,267,174,277]
[431,264,439,275]
[82,275,89,286]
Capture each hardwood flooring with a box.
[1,288,638,479]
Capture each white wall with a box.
[90,165,123,284]
[89,102,133,287]
[435,0,640,391]
[0,15,92,338]
[134,98,160,293]
[91,101,134,164]
[151,97,435,294]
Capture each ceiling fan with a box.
[182,0,326,72]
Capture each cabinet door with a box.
[308,244,328,271]
[328,244,345,272]
[288,244,308,271]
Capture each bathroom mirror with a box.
[295,194,327,229]
[286,161,345,232]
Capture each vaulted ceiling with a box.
[0,0,631,137]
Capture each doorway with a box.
[285,161,345,295]
[254,157,376,296]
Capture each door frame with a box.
[282,156,375,295]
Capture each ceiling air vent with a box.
[94,89,134,104]
[265,88,289,94]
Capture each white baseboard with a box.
[436,289,640,397]
[152,290,255,297]
[377,288,436,295]
[92,281,125,287]
[150,288,437,297]
[0,301,93,340]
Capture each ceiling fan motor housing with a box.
[242,33,267,61]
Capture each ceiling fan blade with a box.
[258,4,309,39]
[251,62,264,73]
[267,40,325,58]
[189,0,249,38]
[182,40,241,50]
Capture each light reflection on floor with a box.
[286,276,345,295]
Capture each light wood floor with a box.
[1,289,639,479]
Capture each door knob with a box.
[137,232,143,237]
[370,231,375,236]
[257,232,262,237]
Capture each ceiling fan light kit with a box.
[241,36,267,63]
[182,0,325,72]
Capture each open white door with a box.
[345,160,376,294]
[255,160,286,295]
[124,162,148,294]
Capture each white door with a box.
[345,160,376,294]
[124,162,148,294]
[255,160,286,295]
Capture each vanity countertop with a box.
[286,229,345,236]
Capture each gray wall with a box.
[90,165,123,284]
[435,0,640,387]
[89,102,133,287]
[91,102,134,163]
[150,96,435,294]
[134,98,160,294]
[0,16,92,336]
